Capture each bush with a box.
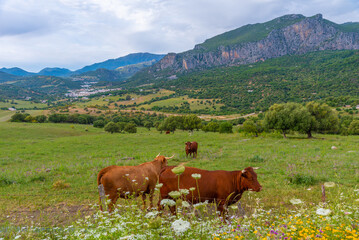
[219,122,233,133]
[287,174,318,186]
[10,113,28,122]
[124,123,137,133]
[348,119,359,135]
[202,121,220,132]
[35,115,47,123]
[93,120,105,128]
[104,121,120,134]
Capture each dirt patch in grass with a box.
[0,203,95,226]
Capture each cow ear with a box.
[241,169,247,177]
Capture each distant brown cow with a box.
[185,141,198,158]
[97,154,173,211]
[158,166,262,215]
[165,130,170,134]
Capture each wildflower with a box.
[125,191,130,195]
[324,182,335,188]
[182,201,190,208]
[132,179,136,182]
[180,189,190,195]
[289,199,303,205]
[189,187,195,191]
[194,201,208,209]
[316,208,332,216]
[169,191,181,199]
[230,205,238,210]
[172,165,185,175]
[145,177,149,181]
[191,173,201,179]
[161,199,176,207]
[145,211,159,218]
[171,219,190,235]
[14,236,21,240]
[125,174,129,177]
[156,183,163,188]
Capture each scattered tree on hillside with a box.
[300,102,339,138]
[242,118,263,137]
[184,114,202,132]
[104,121,120,134]
[219,122,233,133]
[264,103,309,138]
[348,119,359,135]
[124,123,137,133]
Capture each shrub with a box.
[52,180,70,189]
[93,120,105,128]
[348,119,359,135]
[35,115,47,123]
[124,123,137,133]
[104,121,120,134]
[287,174,318,186]
[219,122,233,133]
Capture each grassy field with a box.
[0,100,48,109]
[0,122,358,238]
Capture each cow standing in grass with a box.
[185,141,198,158]
[97,154,173,211]
[158,166,262,215]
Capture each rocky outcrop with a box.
[153,14,359,73]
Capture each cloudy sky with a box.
[0,0,358,72]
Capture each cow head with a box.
[154,154,174,168]
[239,167,262,192]
[185,142,192,150]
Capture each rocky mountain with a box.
[139,14,359,78]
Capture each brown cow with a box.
[185,141,198,158]
[97,154,173,211]
[158,166,262,215]
[165,130,171,134]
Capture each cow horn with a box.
[253,167,260,170]
[165,155,175,160]
[242,169,246,173]
[156,153,161,157]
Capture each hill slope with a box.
[153,50,359,114]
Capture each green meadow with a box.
[0,122,358,238]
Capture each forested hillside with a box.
[150,50,359,114]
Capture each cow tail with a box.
[97,167,109,186]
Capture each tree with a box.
[104,121,120,134]
[93,120,105,128]
[300,102,339,138]
[348,119,359,135]
[242,118,263,137]
[264,103,309,138]
[10,113,28,122]
[162,116,178,133]
[202,121,220,132]
[124,123,137,133]
[183,114,202,132]
[144,121,153,131]
[219,122,233,133]
[35,115,47,123]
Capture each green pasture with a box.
[0,122,358,226]
[139,96,223,111]
[0,100,48,109]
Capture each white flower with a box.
[189,187,195,191]
[145,211,158,218]
[307,188,312,191]
[169,191,181,199]
[354,189,359,193]
[125,174,129,177]
[156,183,163,188]
[193,200,208,209]
[182,201,190,208]
[191,173,201,179]
[160,199,176,207]
[290,199,303,205]
[171,219,190,235]
[230,205,238,210]
[356,199,359,202]
[125,191,130,195]
[14,236,21,240]
[132,179,136,182]
[179,189,190,195]
[324,182,335,188]
[316,208,332,216]
[172,165,185,175]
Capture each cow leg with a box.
[141,194,147,210]
[108,192,119,212]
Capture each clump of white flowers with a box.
[290,199,303,205]
[160,199,176,207]
[191,173,201,179]
[324,182,335,188]
[171,219,190,235]
[316,208,332,216]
